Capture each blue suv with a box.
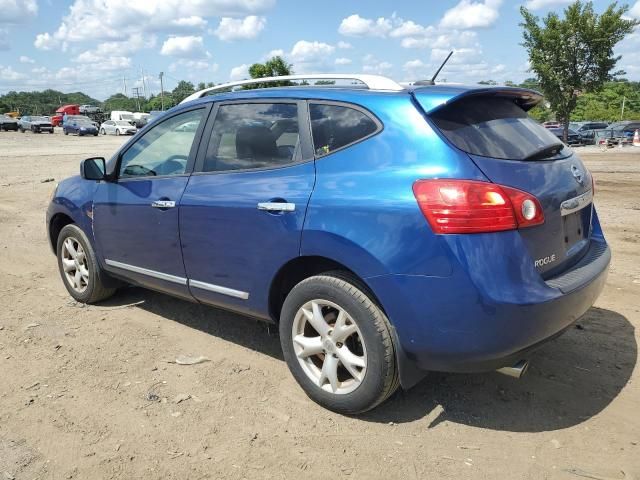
[47,75,610,413]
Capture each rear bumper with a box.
[366,236,610,378]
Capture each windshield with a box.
[31,116,48,122]
[115,121,133,126]
[431,97,567,160]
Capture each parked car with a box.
[132,112,151,128]
[577,121,608,132]
[18,115,54,133]
[99,120,137,136]
[66,115,99,128]
[604,121,640,143]
[63,118,99,136]
[547,127,583,145]
[47,75,609,414]
[79,104,101,114]
[0,114,19,131]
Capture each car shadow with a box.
[101,289,635,432]
[100,286,284,361]
[361,307,636,431]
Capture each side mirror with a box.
[80,157,107,181]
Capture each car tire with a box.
[116,129,121,136]
[93,132,98,136]
[56,224,117,304]
[279,273,399,414]
[64,129,68,135]
[100,128,106,135]
[19,127,24,133]
[49,130,54,134]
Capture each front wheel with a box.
[279,273,398,414]
[115,129,120,136]
[64,129,68,135]
[56,224,117,304]
[100,128,106,135]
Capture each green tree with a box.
[520,1,638,140]
[171,81,196,104]
[246,56,293,88]
[103,93,137,112]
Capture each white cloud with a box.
[19,55,35,63]
[390,20,432,38]
[0,64,27,81]
[338,14,392,37]
[290,40,335,62]
[337,41,352,49]
[160,35,209,58]
[266,48,284,58]
[230,64,249,81]
[170,59,219,73]
[362,54,392,74]
[440,0,503,29]
[171,16,207,28]
[0,0,37,24]
[335,57,352,65]
[34,0,274,48]
[34,32,56,50]
[404,59,427,71]
[214,15,265,41]
[523,0,571,9]
[628,1,640,18]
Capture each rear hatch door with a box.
[413,88,594,277]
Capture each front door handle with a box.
[151,200,176,209]
[257,202,296,212]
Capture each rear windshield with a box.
[431,97,565,160]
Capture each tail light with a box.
[412,179,544,234]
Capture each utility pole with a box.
[140,67,148,99]
[621,96,626,121]
[159,72,165,111]
[123,76,128,96]
[132,87,141,111]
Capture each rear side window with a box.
[203,103,299,172]
[309,104,379,157]
[431,97,565,160]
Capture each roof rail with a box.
[180,74,404,104]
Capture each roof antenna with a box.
[414,51,453,86]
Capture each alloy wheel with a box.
[61,237,90,293]
[292,299,367,395]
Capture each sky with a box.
[0,0,639,100]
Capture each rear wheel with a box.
[280,273,398,414]
[56,224,116,304]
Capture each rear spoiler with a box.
[412,86,544,114]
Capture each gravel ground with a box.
[0,129,639,479]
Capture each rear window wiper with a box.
[523,143,564,161]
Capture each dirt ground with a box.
[0,130,638,480]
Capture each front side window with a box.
[309,103,379,156]
[119,108,204,178]
[203,103,299,172]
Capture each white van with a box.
[110,111,134,123]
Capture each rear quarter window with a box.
[430,97,565,160]
[309,103,380,157]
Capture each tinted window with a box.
[119,108,204,178]
[431,97,565,160]
[309,104,378,156]
[203,103,299,172]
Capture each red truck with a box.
[51,104,80,127]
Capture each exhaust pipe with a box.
[496,359,529,379]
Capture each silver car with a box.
[99,120,137,136]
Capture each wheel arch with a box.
[48,212,75,253]
[268,255,384,324]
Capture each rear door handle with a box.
[151,200,176,209]
[257,202,296,212]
